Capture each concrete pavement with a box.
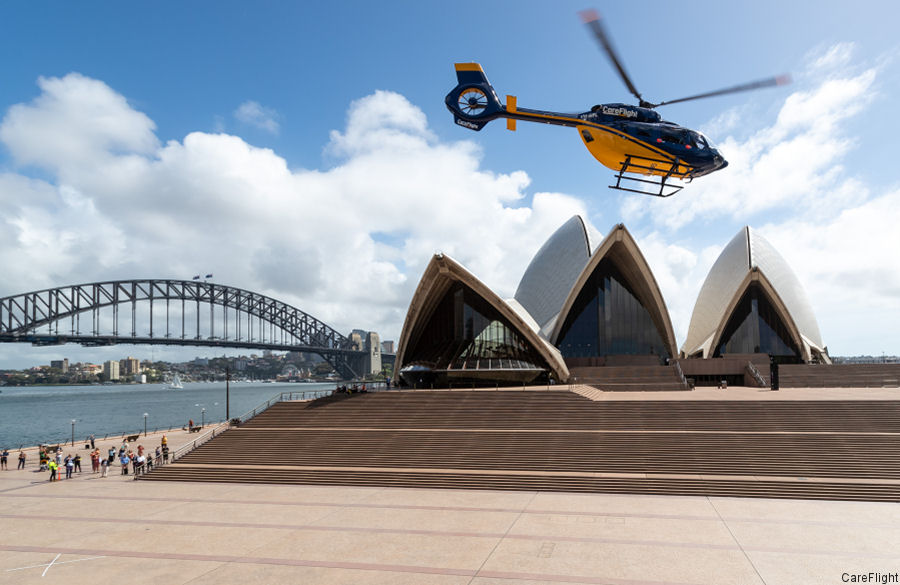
[1,392,899,584]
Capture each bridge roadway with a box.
[1,386,898,585]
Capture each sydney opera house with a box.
[394,217,831,388]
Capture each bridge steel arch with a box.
[0,280,365,378]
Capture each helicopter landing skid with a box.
[609,155,692,198]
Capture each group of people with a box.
[44,449,82,481]
[0,448,26,470]
[334,383,368,394]
[114,439,170,477]
[29,434,172,481]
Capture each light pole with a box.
[226,366,231,422]
[71,419,76,446]
[143,413,148,437]
[201,408,205,428]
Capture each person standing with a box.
[100,458,108,477]
[1,448,8,470]
[73,453,82,474]
[18,451,26,470]
[108,446,116,466]
[48,459,58,482]
[89,434,95,449]
[120,453,129,475]
[64,455,74,479]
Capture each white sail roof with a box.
[514,216,593,334]
[682,226,825,360]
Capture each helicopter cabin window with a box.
[692,132,708,149]
[657,132,683,145]
[632,127,651,138]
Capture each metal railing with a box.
[674,361,689,389]
[233,389,333,424]
[154,389,335,469]
[168,422,231,463]
[17,424,200,452]
[746,361,768,387]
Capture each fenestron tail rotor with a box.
[458,88,489,116]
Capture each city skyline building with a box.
[102,359,120,381]
[50,358,69,373]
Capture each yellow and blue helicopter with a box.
[445,9,790,197]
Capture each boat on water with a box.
[167,373,184,390]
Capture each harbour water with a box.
[0,381,336,449]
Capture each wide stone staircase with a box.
[568,365,689,391]
[779,363,900,388]
[142,390,900,502]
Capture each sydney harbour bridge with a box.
[0,279,388,379]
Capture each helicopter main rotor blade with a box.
[655,75,792,108]
[579,9,649,108]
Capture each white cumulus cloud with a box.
[234,100,280,134]
[0,74,585,353]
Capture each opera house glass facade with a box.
[556,258,670,360]
[400,282,550,386]
[714,284,800,360]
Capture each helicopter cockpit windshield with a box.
[690,131,712,150]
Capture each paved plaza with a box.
[1,392,899,584]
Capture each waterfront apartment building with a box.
[50,358,69,373]
[102,360,120,381]
[119,356,140,376]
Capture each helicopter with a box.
[445,9,790,197]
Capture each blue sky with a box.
[0,0,898,367]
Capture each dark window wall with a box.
[714,284,799,359]
[405,282,547,371]
[557,258,669,359]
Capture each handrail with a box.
[168,422,230,463]
[152,389,333,470]
[674,361,689,389]
[746,361,768,387]
[25,390,333,453]
[20,423,200,452]
[233,389,333,424]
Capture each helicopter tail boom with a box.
[445,63,506,131]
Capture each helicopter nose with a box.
[714,153,728,170]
